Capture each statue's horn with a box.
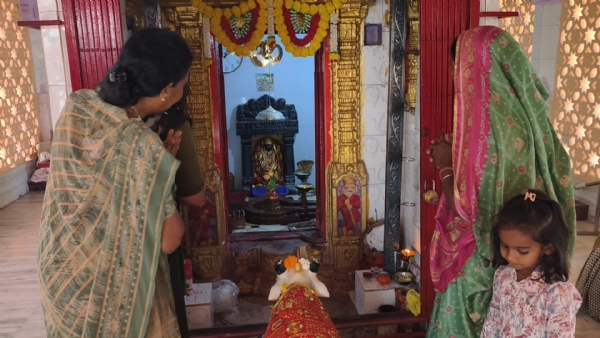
[309,260,320,273]
[274,259,286,275]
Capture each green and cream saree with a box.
[427,27,576,338]
[38,90,181,337]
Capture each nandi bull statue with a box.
[262,255,340,337]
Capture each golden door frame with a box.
[159,0,385,275]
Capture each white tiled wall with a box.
[531,2,562,105]
[28,28,52,142]
[36,0,72,131]
[401,72,421,258]
[362,0,389,221]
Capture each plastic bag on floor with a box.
[212,280,240,313]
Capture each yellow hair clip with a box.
[524,191,536,202]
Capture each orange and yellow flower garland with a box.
[193,0,265,56]
[192,0,346,61]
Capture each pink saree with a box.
[430,27,498,292]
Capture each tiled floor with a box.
[1,192,600,337]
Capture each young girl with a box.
[481,189,582,337]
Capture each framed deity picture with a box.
[256,74,274,92]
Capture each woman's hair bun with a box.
[97,28,193,107]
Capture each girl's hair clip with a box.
[524,191,536,202]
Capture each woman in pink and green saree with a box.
[425,26,576,337]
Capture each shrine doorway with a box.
[211,35,330,240]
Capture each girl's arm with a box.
[546,283,582,336]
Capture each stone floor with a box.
[1,192,600,337]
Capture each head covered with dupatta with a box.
[430,26,576,292]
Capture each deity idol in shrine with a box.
[252,137,284,186]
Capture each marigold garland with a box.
[192,0,348,58]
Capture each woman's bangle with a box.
[439,167,453,179]
[441,174,454,184]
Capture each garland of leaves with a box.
[228,11,253,39]
[202,15,213,66]
[329,11,339,61]
[192,0,347,61]
[290,10,311,34]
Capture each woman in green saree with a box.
[426,26,576,337]
[38,28,193,337]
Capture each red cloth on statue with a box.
[337,194,361,230]
[264,285,339,338]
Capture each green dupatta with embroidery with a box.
[427,27,576,338]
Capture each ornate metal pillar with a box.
[383,0,409,272]
[143,0,161,28]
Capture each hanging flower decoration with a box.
[266,0,276,47]
[219,5,261,52]
[329,11,339,61]
[202,15,213,67]
[228,11,253,39]
[274,0,346,58]
[280,7,322,57]
[290,10,312,34]
[191,0,347,58]
[219,4,265,56]
[192,0,265,56]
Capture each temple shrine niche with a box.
[236,95,299,192]
[151,0,425,334]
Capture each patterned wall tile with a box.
[41,27,66,86]
[363,135,387,184]
[363,31,390,85]
[363,84,388,136]
[366,183,385,221]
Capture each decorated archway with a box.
[160,0,373,281]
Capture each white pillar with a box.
[37,0,72,132]
[480,0,501,27]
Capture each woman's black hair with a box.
[491,189,571,284]
[97,28,193,107]
[450,37,458,62]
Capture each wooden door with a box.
[62,0,123,91]
[419,0,481,317]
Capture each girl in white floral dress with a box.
[481,189,582,337]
